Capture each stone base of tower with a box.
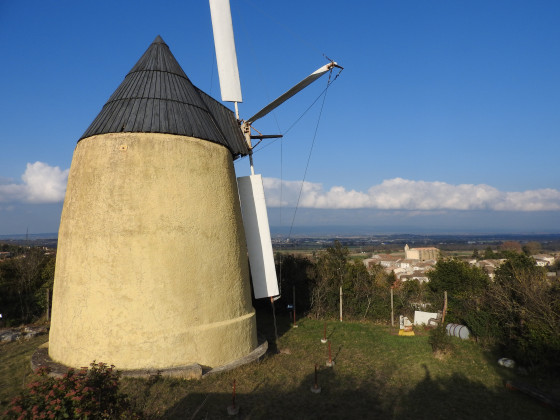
[48,311,258,371]
[34,334,268,380]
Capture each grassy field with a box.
[1,315,559,419]
[0,333,49,410]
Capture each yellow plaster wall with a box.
[49,133,257,370]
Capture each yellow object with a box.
[49,133,257,370]
[398,330,415,336]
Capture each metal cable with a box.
[287,70,333,239]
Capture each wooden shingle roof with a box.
[80,35,249,158]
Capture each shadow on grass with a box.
[397,364,510,419]
[162,366,386,419]
[156,363,559,420]
[477,340,560,411]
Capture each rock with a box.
[0,331,21,342]
[498,358,515,368]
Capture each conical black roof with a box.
[80,36,249,158]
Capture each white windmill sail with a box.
[209,0,242,103]
[237,174,279,299]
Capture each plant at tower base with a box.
[4,362,140,419]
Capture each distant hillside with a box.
[0,233,58,248]
[0,233,57,240]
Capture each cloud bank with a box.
[263,177,560,211]
[0,162,69,204]
[1,164,559,213]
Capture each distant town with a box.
[363,243,557,284]
[10,231,557,285]
[271,232,560,284]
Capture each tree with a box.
[484,247,496,259]
[346,260,390,319]
[35,254,56,317]
[0,258,19,324]
[427,258,489,327]
[13,248,48,322]
[0,247,51,324]
[274,253,314,314]
[311,241,350,318]
[522,241,541,256]
[499,241,522,254]
[386,270,397,287]
[427,258,488,297]
[487,254,559,366]
[472,249,480,260]
[394,279,429,318]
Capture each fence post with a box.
[339,286,343,322]
[391,287,394,327]
[442,291,448,324]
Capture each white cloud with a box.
[1,166,559,212]
[0,162,69,204]
[262,177,560,212]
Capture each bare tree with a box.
[13,247,46,322]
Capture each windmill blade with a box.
[209,0,243,103]
[237,174,279,299]
[246,62,340,124]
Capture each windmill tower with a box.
[49,36,259,370]
[50,1,340,373]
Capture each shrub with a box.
[4,362,139,419]
[428,325,454,355]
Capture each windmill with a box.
[48,2,340,375]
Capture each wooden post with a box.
[390,287,394,327]
[339,286,343,322]
[442,291,448,324]
[270,297,278,343]
[292,286,298,327]
[46,288,50,322]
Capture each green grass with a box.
[0,334,49,410]
[2,317,559,419]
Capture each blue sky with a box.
[1,0,559,235]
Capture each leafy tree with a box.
[522,241,541,256]
[483,247,496,259]
[487,254,559,367]
[427,258,489,329]
[394,279,429,318]
[499,240,522,254]
[346,260,386,319]
[0,247,52,324]
[35,254,56,315]
[427,258,488,297]
[386,270,397,287]
[308,241,393,321]
[0,259,19,325]
[311,241,350,318]
[274,253,315,314]
[494,253,543,283]
[472,249,480,260]
[13,248,48,322]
